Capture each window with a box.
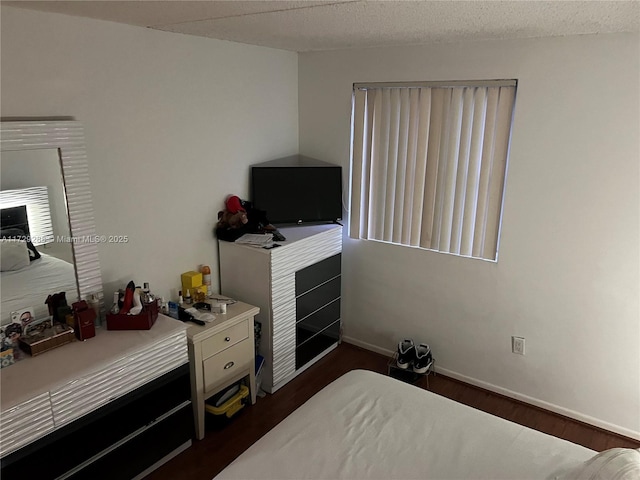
[349,80,516,261]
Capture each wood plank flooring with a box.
[145,342,640,480]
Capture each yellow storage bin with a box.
[181,271,203,290]
[205,384,249,419]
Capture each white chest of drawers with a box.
[219,224,343,394]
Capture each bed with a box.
[1,202,78,323]
[216,370,639,480]
[1,252,77,321]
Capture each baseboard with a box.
[342,336,640,441]
[343,336,395,357]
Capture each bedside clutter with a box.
[105,280,162,330]
[106,298,158,330]
[205,383,251,428]
[1,297,96,365]
[17,323,74,356]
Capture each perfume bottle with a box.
[110,291,120,314]
[142,282,155,305]
[202,265,211,289]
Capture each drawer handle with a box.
[224,337,231,342]
[224,361,235,370]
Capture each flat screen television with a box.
[251,155,342,225]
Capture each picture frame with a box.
[10,306,36,328]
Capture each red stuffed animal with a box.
[217,195,248,229]
[215,194,285,242]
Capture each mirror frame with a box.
[1,120,104,310]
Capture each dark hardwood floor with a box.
[145,342,640,480]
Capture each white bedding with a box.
[216,370,595,480]
[1,253,77,323]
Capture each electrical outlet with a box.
[512,336,525,355]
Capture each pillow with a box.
[0,228,41,261]
[0,239,31,271]
[557,448,640,480]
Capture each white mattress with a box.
[216,370,595,480]
[1,253,77,322]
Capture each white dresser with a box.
[219,224,342,393]
[0,315,191,480]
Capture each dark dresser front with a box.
[295,253,341,369]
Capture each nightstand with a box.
[186,299,259,440]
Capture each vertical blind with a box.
[349,81,516,261]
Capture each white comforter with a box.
[216,370,595,480]
[1,253,77,322]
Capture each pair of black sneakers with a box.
[397,339,432,374]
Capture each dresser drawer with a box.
[0,392,54,457]
[296,319,340,370]
[50,331,188,427]
[296,276,341,321]
[201,319,249,360]
[203,339,253,393]
[295,254,341,296]
[296,298,340,347]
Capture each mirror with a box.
[1,150,74,262]
[0,120,103,325]
[1,149,79,321]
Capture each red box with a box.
[72,300,96,341]
[76,312,96,340]
[106,302,158,330]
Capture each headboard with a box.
[0,187,53,246]
[1,205,31,236]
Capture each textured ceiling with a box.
[4,0,640,52]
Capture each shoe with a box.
[413,343,432,374]
[119,281,136,315]
[396,339,415,369]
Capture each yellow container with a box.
[181,271,202,290]
[182,284,207,300]
[205,385,249,419]
[190,285,208,303]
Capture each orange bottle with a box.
[202,265,211,288]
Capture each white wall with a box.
[1,6,298,301]
[299,34,640,438]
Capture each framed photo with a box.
[11,306,36,329]
[10,306,53,338]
